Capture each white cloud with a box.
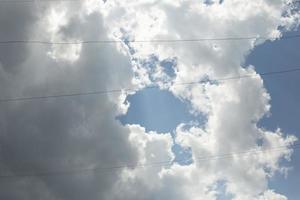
[259,190,288,200]
[98,0,299,199]
[0,0,299,199]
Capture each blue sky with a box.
[246,28,300,200]
[0,1,299,199]
[119,27,300,198]
[118,88,197,133]
[118,88,197,165]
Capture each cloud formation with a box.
[0,0,299,199]
[0,2,137,200]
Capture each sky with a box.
[0,0,300,200]
[246,27,300,200]
[118,26,300,199]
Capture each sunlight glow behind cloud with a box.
[0,0,299,199]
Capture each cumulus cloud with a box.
[0,0,299,200]
[99,0,299,199]
[0,1,137,199]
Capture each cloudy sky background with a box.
[0,0,300,199]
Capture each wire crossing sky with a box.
[0,34,300,45]
[0,0,299,199]
[1,66,299,103]
[0,143,299,179]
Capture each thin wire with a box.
[1,66,300,103]
[0,143,299,178]
[0,34,300,45]
[194,143,300,162]
[177,67,300,86]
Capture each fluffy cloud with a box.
[100,0,299,199]
[0,1,137,200]
[0,0,299,200]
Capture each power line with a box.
[0,34,300,45]
[0,143,299,178]
[178,67,300,86]
[1,66,300,103]
[194,143,300,162]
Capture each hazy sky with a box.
[0,0,299,200]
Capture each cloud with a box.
[0,0,299,200]
[259,190,288,200]
[0,1,138,200]
[99,0,299,199]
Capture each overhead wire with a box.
[0,0,299,179]
[0,34,300,45]
[0,0,299,183]
[1,66,300,103]
[0,143,299,178]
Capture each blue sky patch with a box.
[160,58,176,77]
[118,87,200,133]
[245,27,300,199]
[118,87,204,165]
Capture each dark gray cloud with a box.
[0,3,137,200]
[0,4,37,73]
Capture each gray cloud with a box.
[0,4,37,73]
[0,1,299,200]
[0,3,138,200]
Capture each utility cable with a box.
[1,66,300,103]
[0,143,299,178]
[0,34,300,45]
